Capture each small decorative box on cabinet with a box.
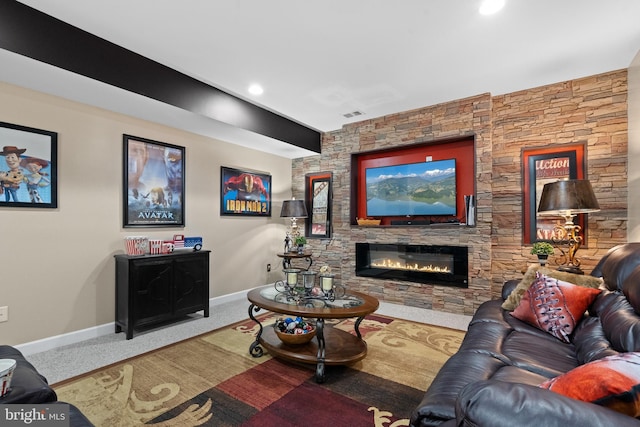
[114,250,210,339]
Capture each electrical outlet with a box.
[266,263,271,272]
[0,306,8,323]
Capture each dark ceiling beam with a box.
[0,1,321,153]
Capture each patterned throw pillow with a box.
[510,272,601,343]
[540,352,640,417]
[502,265,603,311]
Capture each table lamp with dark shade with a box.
[280,198,308,252]
[537,179,600,274]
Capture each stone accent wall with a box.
[293,70,628,314]
[491,70,628,298]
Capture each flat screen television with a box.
[365,158,456,217]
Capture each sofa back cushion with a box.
[622,265,640,315]
[591,242,640,292]
[575,288,640,359]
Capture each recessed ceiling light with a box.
[248,84,264,95]
[479,0,505,15]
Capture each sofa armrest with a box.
[456,380,640,427]
[501,280,519,301]
[0,345,56,404]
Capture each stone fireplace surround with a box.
[292,70,628,316]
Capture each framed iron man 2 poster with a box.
[221,166,272,217]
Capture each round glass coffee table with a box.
[247,285,379,383]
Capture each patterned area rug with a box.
[53,314,465,426]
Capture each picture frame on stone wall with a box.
[305,172,332,238]
[522,143,586,244]
[0,121,58,209]
[123,134,185,227]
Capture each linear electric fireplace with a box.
[355,243,468,288]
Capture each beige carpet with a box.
[53,313,465,426]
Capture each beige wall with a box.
[0,82,292,346]
[629,49,640,240]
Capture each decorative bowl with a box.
[357,218,381,226]
[275,327,316,345]
[273,318,316,345]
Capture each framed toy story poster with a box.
[0,121,58,209]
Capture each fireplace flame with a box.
[371,259,451,274]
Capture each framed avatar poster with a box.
[0,121,58,209]
[522,143,586,244]
[221,166,271,216]
[123,134,185,227]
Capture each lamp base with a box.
[557,265,584,275]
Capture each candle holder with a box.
[302,271,316,292]
[275,271,345,302]
[274,268,303,299]
[320,274,346,301]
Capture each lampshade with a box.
[537,179,600,216]
[280,199,308,218]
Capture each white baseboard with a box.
[15,290,251,356]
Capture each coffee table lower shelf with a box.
[259,326,367,382]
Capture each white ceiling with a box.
[6,0,640,158]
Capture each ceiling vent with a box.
[343,110,365,118]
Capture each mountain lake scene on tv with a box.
[365,159,456,216]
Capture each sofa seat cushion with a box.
[455,380,640,427]
[540,352,640,418]
[410,349,508,426]
[489,365,550,385]
[501,332,579,378]
[572,315,620,364]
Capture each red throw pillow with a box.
[510,272,601,343]
[540,352,640,417]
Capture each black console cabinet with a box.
[114,250,210,339]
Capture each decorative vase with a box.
[537,254,548,266]
[297,244,305,254]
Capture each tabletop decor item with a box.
[530,241,554,266]
[0,358,16,397]
[294,236,307,254]
[273,317,316,345]
[275,265,345,302]
[302,270,316,291]
[356,217,381,226]
[124,236,149,255]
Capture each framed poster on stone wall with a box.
[305,172,332,238]
[522,143,586,244]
